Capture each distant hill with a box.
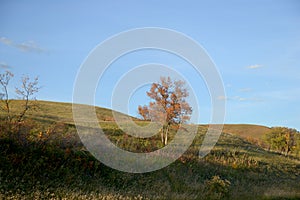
[199,124,270,142]
[222,124,270,140]
[2,100,270,141]
[1,100,136,125]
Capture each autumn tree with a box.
[138,76,192,145]
[138,105,150,121]
[263,127,298,156]
[294,134,300,157]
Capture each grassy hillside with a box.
[0,100,299,199]
[4,101,272,149]
[197,124,270,144]
[5,100,271,139]
[222,124,271,140]
[1,100,136,124]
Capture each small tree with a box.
[263,127,298,156]
[15,75,39,123]
[0,71,39,133]
[0,71,14,122]
[138,76,192,145]
[294,134,300,157]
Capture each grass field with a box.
[3,100,134,124]
[199,124,270,142]
[0,100,299,199]
[4,100,271,139]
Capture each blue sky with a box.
[0,1,299,130]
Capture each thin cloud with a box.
[0,62,13,69]
[218,95,263,102]
[247,64,263,69]
[0,37,13,46]
[0,36,47,53]
[15,41,46,53]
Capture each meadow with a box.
[0,101,299,199]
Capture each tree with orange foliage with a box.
[138,76,192,145]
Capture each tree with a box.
[138,105,150,121]
[294,134,300,157]
[15,75,39,122]
[138,76,192,145]
[0,71,39,131]
[0,71,14,122]
[263,127,298,156]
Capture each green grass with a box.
[0,100,299,199]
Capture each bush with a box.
[204,175,231,200]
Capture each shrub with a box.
[204,175,231,200]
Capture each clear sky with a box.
[0,0,299,130]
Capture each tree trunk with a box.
[160,127,164,144]
[164,124,170,145]
[285,146,290,156]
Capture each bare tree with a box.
[0,71,14,122]
[138,76,192,145]
[15,76,39,123]
[0,71,40,140]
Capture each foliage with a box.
[138,76,192,145]
[263,127,299,156]
[204,175,231,200]
[294,134,300,157]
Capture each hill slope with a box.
[3,100,271,140]
[1,100,299,199]
[1,100,136,125]
[222,124,270,140]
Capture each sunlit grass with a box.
[0,101,299,199]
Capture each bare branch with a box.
[15,75,40,122]
[0,71,14,121]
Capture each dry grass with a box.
[1,100,299,199]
